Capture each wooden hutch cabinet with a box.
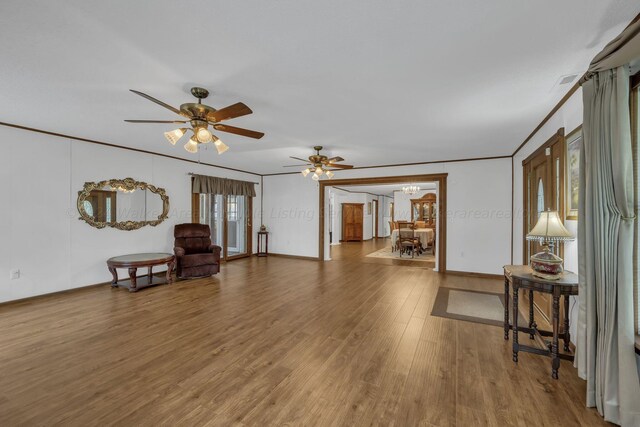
[410,193,436,228]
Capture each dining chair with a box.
[397,222,420,258]
[389,221,397,251]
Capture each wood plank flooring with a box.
[0,239,605,426]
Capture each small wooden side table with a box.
[503,265,579,379]
[257,231,269,257]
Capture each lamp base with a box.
[531,269,562,281]
[530,249,564,281]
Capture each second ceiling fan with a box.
[285,146,353,180]
[125,87,264,154]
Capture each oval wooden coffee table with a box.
[107,253,175,292]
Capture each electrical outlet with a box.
[10,269,20,280]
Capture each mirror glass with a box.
[78,178,169,230]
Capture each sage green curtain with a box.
[576,65,640,426]
[585,18,640,78]
[192,174,256,197]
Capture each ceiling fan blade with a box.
[327,156,344,162]
[206,102,253,122]
[328,163,353,169]
[124,119,188,124]
[213,124,264,139]
[129,90,185,117]
[290,156,311,163]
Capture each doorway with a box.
[319,174,447,272]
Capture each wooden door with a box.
[523,129,565,323]
[342,203,363,242]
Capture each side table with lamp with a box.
[526,210,575,280]
[504,210,578,379]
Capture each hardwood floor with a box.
[0,239,604,426]
[332,238,435,269]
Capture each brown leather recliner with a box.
[174,223,221,279]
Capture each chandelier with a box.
[402,185,420,195]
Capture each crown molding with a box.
[0,121,261,176]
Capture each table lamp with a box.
[526,210,574,280]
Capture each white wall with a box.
[362,194,375,241]
[512,88,583,340]
[330,189,363,242]
[393,189,437,221]
[328,190,391,242]
[380,195,392,237]
[0,126,261,303]
[263,157,512,275]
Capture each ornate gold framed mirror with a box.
[77,178,169,230]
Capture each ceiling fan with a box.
[285,146,353,180]
[125,87,264,154]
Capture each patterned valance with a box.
[191,174,256,197]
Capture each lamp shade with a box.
[526,210,574,242]
[184,136,199,154]
[214,138,229,154]
[164,128,187,145]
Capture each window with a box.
[227,196,238,222]
[198,194,224,247]
[537,178,545,214]
[556,157,560,210]
[193,191,251,260]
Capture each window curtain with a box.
[575,65,640,426]
[192,174,256,197]
[584,17,640,78]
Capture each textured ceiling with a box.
[1,0,638,174]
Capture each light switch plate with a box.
[10,269,20,280]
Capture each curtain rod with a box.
[187,172,260,185]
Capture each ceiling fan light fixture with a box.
[286,146,352,180]
[184,136,199,154]
[214,139,229,155]
[196,127,212,143]
[164,128,187,145]
[126,88,263,154]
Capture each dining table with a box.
[391,228,435,248]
